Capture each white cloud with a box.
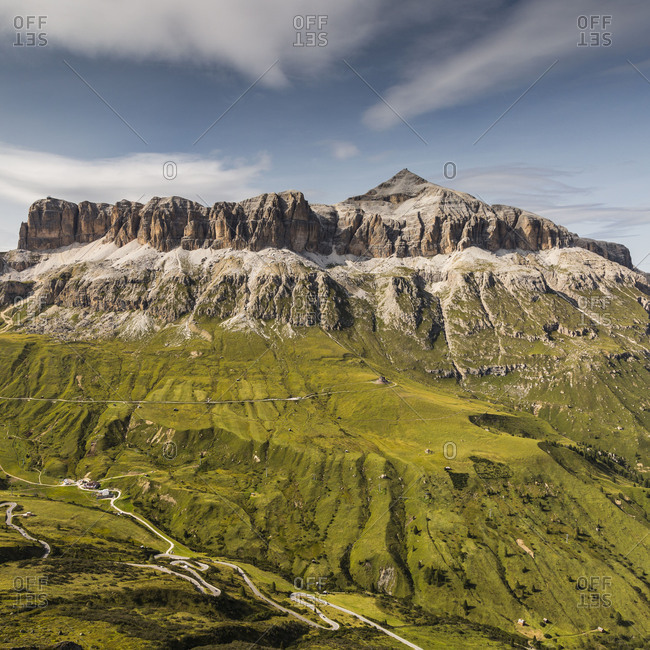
[328,141,360,160]
[0,143,270,214]
[0,144,272,249]
[363,0,649,129]
[0,0,391,86]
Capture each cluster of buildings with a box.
[60,477,114,498]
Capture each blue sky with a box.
[0,0,648,270]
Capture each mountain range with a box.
[1,170,649,649]
[15,169,632,267]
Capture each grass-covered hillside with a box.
[3,242,649,470]
[1,320,649,648]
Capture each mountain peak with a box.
[13,171,633,269]
[347,168,434,203]
[388,168,429,185]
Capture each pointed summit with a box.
[348,168,434,203]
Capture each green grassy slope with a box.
[1,324,649,648]
[0,491,309,649]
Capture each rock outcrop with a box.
[17,170,633,268]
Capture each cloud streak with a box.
[0,0,390,86]
[362,0,649,129]
[445,164,650,266]
[0,144,273,249]
[0,144,270,227]
[328,141,360,160]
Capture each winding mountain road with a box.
[292,592,422,649]
[0,501,50,558]
[105,488,176,554]
[125,561,221,596]
[210,560,340,631]
[0,465,422,647]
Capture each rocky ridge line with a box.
[16,170,632,268]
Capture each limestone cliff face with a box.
[19,192,325,255]
[17,170,633,268]
[181,191,324,253]
[19,198,79,250]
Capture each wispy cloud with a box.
[447,165,589,206]
[0,0,392,86]
[0,144,270,206]
[327,141,360,160]
[362,0,649,129]
[446,164,650,240]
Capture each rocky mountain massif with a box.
[1,171,650,648]
[2,171,649,464]
[16,169,632,267]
